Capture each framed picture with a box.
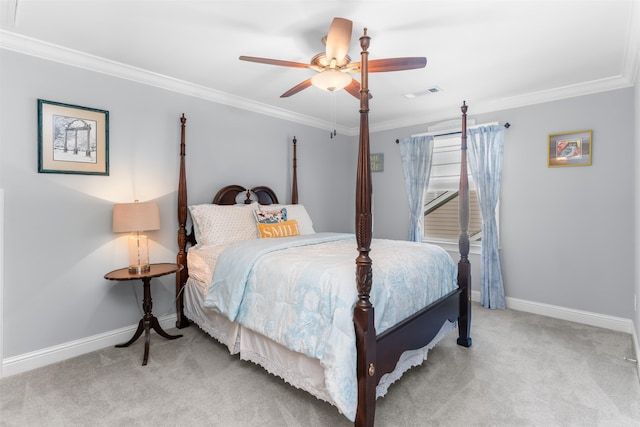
[38,99,109,175]
[548,130,592,167]
[370,153,384,173]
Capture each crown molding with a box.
[0,30,352,135]
[369,73,635,134]
[624,0,640,86]
[371,2,639,134]
[1,28,636,137]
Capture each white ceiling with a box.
[1,0,638,134]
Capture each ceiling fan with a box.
[239,17,427,99]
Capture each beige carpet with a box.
[1,304,639,426]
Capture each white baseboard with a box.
[3,296,638,379]
[471,290,639,378]
[471,290,634,334]
[633,323,640,381]
[1,314,177,377]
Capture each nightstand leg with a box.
[116,276,182,365]
[150,316,183,340]
[143,318,151,366]
[115,318,144,348]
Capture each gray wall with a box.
[369,89,636,320]
[635,64,640,338]
[0,50,355,358]
[0,47,637,361]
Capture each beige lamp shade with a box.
[112,202,160,233]
[112,202,160,274]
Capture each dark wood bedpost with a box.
[292,136,298,204]
[456,103,472,347]
[176,113,190,329]
[353,28,376,427]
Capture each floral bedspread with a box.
[204,232,458,420]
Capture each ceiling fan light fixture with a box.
[311,69,351,92]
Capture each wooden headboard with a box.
[175,125,297,328]
[212,185,280,205]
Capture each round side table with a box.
[104,263,184,365]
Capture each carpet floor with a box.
[1,304,639,426]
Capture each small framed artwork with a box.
[38,99,109,175]
[370,153,384,172]
[548,130,592,167]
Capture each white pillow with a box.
[189,203,259,246]
[261,204,315,235]
[187,244,229,291]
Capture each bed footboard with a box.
[376,288,462,379]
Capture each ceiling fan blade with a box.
[280,79,313,97]
[325,18,352,65]
[370,57,427,72]
[344,79,373,99]
[349,57,427,73]
[239,55,311,69]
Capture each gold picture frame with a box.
[548,130,592,167]
[38,99,109,175]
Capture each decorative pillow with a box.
[189,203,259,246]
[254,207,287,224]
[261,204,315,235]
[257,219,300,238]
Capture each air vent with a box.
[403,86,442,99]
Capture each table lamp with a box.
[112,201,160,274]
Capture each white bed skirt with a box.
[183,278,456,415]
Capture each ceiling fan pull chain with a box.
[330,91,337,139]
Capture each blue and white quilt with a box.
[204,232,458,421]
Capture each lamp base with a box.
[127,234,150,275]
[129,264,151,274]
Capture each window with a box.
[422,133,487,249]
[424,189,482,241]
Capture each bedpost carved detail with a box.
[457,102,472,347]
[459,102,470,262]
[176,113,190,329]
[244,189,252,204]
[354,27,376,427]
[292,136,299,204]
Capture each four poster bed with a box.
[175,29,472,426]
